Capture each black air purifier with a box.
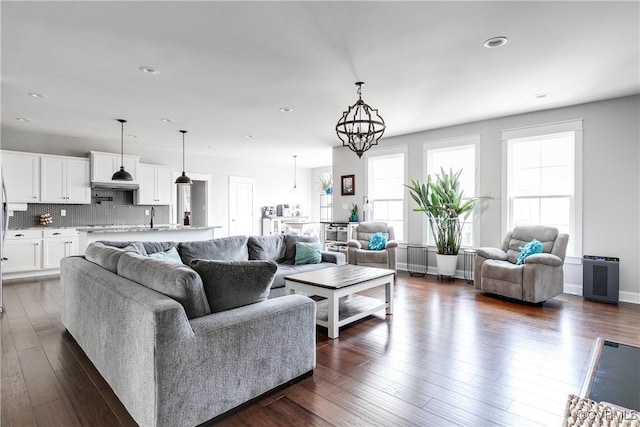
[583,255,619,303]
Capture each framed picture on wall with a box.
[341,174,355,196]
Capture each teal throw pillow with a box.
[368,232,388,251]
[516,239,543,265]
[148,247,183,264]
[294,242,322,265]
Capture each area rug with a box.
[563,394,639,427]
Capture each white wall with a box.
[0,128,317,237]
[333,95,640,302]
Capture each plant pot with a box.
[436,253,458,278]
[325,188,333,195]
[350,214,358,222]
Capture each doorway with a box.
[228,176,255,236]
[175,173,210,226]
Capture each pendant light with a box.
[335,81,386,158]
[112,119,133,181]
[291,155,299,193]
[175,130,192,184]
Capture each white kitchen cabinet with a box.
[136,164,173,205]
[90,151,140,183]
[1,150,40,203]
[40,155,91,204]
[2,229,42,273]
[42,228,79,269]
[2,228,78,276]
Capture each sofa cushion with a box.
[294,242,322,265]
[178,236,249,266]
[482,259,524,284]
[85,242,146,273]
[506,226,558,264]
[284,234,320,263]
[190,259,277,313]
[247,234,285,262]
[148,246,183,264]
[117,251,211,319]
[97,240,178,256]
[272,262,335,289]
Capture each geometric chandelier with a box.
[335,81,386,158]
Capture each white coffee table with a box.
[284,265,394,339]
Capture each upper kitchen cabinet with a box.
[90,151,140,185]
[136,164,173,205]
[40,155,91,204]
[1,150,40,203]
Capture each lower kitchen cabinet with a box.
[3,228,79,277]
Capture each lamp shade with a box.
[112,166,133,181]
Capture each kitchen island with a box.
[77,225,222,253]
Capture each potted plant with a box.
[405,168,487,278]
[319,173,333,194]
[349,203,358,222]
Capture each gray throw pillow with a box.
[247,234,286,261]
[190,259,277,313]
[117,252,211,319]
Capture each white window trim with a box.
[501,119,583,259]
[421,134,481,247]
[363,144,408,242]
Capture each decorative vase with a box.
[350,214,358,222]
[436,254,458,278]
[325,188,333,195]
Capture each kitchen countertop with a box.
[9,225,222,233]
[76,225,221,233]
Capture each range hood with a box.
[91,181,139,191]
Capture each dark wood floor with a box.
[2,272,639,426]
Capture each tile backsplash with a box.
[9,189,170,229]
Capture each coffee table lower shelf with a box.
[315,295,387,329]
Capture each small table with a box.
[284,265,394,339]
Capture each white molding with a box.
[619,291,640,304]
[563,283,582,296]
[501,118,584,140]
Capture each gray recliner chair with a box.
[475,225,569,303]
[347,222,398,272]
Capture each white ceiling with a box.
[2,1,638,168]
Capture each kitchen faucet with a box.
[150,206,155,229]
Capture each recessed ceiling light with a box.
[28,92,47,99]
[16,117,31,122]
[484,36,508,48]
[245,134,255,138]
[204,146,213,149]
[160,118,172,123]
[534,93,548,99]
[139,66,159,75]
[279,107,293,113]
[128,134,138,138]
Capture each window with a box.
[366,147,407,241]
[423,135,479,247]
[502,120,583,257]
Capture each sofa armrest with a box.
[321,251,346,265]
[158,295,316,425]
[476,247,508,261]
[385,240,398,249]
[347,239,361,249]
[524,253,563,266]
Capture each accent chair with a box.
[347,221,398,272]
[474,225,569,303]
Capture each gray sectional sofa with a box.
[60,234,344,427]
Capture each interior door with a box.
[228,176,255,236]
